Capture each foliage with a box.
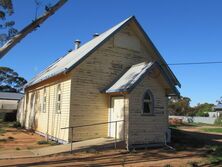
[0,0,17,45]
[193,103,214,117]
[168,96,214,116]
[0,66,27,92]
[208,145,222,165]
[0,0,68,59]
[37,140,58,145]
[168,96,192,116]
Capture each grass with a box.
[201,128,222,133]
[0,128,6,134]
[208,145,222,165]
[37,140,58,146]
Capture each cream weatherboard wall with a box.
[20,79,71,142]
[69,23,156,141]
[128,75,168,146]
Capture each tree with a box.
[0,66,27,92]
[216,97,222,104]
[0,0,68,59]
[192,103,214,117]
[0,0,16,46]
[168,96,192,116]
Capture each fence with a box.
[169,116,217,125]
[61,120,124,153]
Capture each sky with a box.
[1,0,222,106]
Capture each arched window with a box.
[142,90,154,114]
[56,84,61,114]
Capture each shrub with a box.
[15,147,20,150]
[37,140,49,145]
[37,140,58,145]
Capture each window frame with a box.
[141,89,154,116]
[56,84,62,114]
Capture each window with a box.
[56,84,61,113]
[42,88,47,113]
[142,90,154,114]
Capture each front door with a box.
[108,96,124,140]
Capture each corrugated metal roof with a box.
[26,16,134,87]
[0,92,23,100]
[106,62,154,93]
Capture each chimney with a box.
[74,39,81,50]
[93,33,99,38]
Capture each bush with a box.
[37,140,49,145]
[214,117,222,126]
[37,140,58,145]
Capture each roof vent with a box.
[74,39,81,50]
[93,33,99,38]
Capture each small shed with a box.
[0,92,23,121]
[213,103,222,117]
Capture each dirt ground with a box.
[0,148,207,167]
[0,123,221,167]
[0,123,51,151]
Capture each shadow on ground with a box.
[1,128,222,167]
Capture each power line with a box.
[167,61,222,66]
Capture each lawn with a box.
[202,127,222,134]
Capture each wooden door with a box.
[108,96,124,140]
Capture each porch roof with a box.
[105,61,179,96]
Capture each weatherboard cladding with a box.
[26,16,180,89]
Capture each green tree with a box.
[0,0,68,59]
[193,103,214,117]
[168,96,192,116]
[0,66,27,92]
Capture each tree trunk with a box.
[0,0,68,59]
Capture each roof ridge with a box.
[26,16,134,87]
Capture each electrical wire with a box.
[167,61,222,66]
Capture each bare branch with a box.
[0,0,68,59]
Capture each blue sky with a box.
[1,0,222,106]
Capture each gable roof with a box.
[26,16,180,89]
[105,62,179,96]
[0,92,24,100]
